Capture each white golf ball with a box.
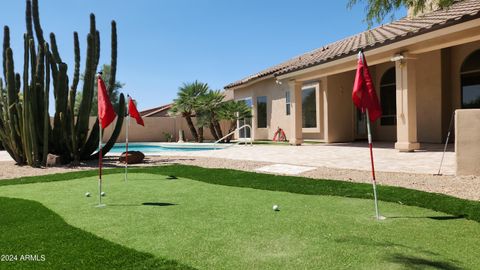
[273,205,279,211]
[85,192,91,197]
[101,192,106,197]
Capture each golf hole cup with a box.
[85,192,91,197]
[273,205,280,211]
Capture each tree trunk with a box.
[209,123,219,141]
[225,121,237,143]
[184,115,198,142]
[213,120,224,141]
[198,127,204,143]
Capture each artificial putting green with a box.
[0,171,479,269]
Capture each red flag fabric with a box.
[97,75,117,129]
[128,97,145,126]
[352,52,382,122]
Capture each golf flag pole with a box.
[125,95,130,182]
[365,108,380,220]
[98,119,103,206]
[352,51,383,220]
[96,73,117,207]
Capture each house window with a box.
[461,50,480,109]
[302,87,317,128]
[256,96,267,128]
[380,67,397,126]
[285,91,291,115]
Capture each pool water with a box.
[108,143,220,153]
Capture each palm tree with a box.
[218,100,252,143]
[170,81,209,142]
[196,90,226,141]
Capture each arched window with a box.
[380,67,396,126]
[461,50,480,108]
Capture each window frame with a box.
[460,50,480,109]
[256,96,268,129]
[301,83,320,133]
[379,67,397,126]
[285,91,291,115]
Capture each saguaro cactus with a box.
[0,0,124,166]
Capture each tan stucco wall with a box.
[455,109,480,176]
[325,71,355,142]
[415,50,443,143]
[233,78,292,140]
[96,117,229,142]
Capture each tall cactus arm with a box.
[89,93,125,160]
[75,34,95,148]
[42,43,50,166]
[49,33,62,64]
[22,35,31,164]
[29,39,37,87]
[6,48,17,109]
[108,21,117,94]
[34,42,45,141]
[3,26,10,80]
[25,0,34,39]
[94,31,100,68]
[80,119,99,159]
[32,0,45,45]
[71,32,80,93]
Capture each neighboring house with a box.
[225,0,480,152]
[140,104,173,117]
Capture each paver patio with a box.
[152,142,456,175]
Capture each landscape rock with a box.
[46,154,62,167]
[119,151,145,164]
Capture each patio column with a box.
[289,80,303,145]
[394,55,420,152]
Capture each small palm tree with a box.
[196,90,226,141]
[170,81,209,142]
[218,100,252,143]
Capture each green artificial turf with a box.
[2,165,478,223]
[0,170,479,269]
[0,197,193,270]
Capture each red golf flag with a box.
[97,75,117,129]
[128,97,144,126]
[352,51,382,122]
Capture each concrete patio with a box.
[149,142,456,175]
[0,142,455,175]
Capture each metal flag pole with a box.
[98,118,105,207]
[435,111,455,176]
[365,109,380,220]
[125,95,130,182]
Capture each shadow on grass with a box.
[387,215,465,221]
[143,202,177,207]
[0,197,193,270]
[388,254,463,270]
[107,202,177,207]
[334,237,440,256]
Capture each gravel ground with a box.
[0,156,479,201]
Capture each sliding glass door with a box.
[238,98,252,139]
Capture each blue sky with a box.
[1,0,406,112]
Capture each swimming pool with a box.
[108,143,229,154]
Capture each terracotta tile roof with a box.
[225,0,480,89]
[140,104,172,117]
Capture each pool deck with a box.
[107,142,455,175]
[0,142,455,175]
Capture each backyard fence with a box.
[94,117,230,142]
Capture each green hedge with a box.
[1,165,479,222]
